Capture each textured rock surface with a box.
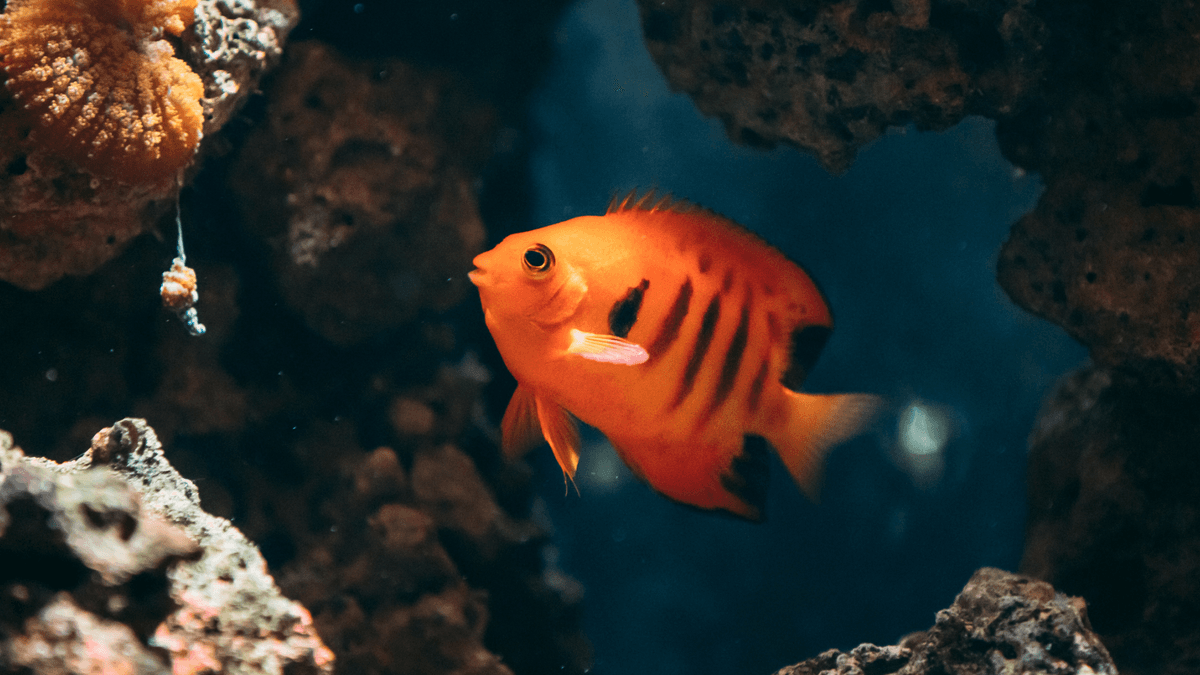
[0,0,298,290]
[0,419,335,674]
[0,424,198,675]
[994,1,1200,390]
[228,41,492,344]
[773,567,1116,675]
[1022,366,1200,675]
[636,0,1048,173]
[259,374,590,675]
[5,594,172,675]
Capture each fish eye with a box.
[522,244,555,278]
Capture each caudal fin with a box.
[766,391,882,499]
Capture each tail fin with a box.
[765,391,882,499]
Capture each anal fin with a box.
[608,433,769,521]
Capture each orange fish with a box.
[469,191,879,520]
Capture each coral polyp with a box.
[0,0,205,183]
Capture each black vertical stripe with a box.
[707,300,751,417]
[608,279,649,338]
[672,294,721,409]
[747,358,770,414]
[648,278,692,357]
[721,268,735,292]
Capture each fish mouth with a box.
[467,252,491,287]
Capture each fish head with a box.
[469,221,593,331]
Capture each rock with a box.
[773,567,1116,675]
[0,419,335,675]
[995,0,1200,389]
[267,420,589,675]
[227,41,492,345]
[5,594,172,675]
[1022,366,1200,675]
[636,0,1048,173]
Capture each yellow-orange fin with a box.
[535,394,581,492]
[501,384,543,460]
[767,391,882,499]
[608,434,769,521]
[566,329,648,365]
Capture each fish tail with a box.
[767,391,882,500]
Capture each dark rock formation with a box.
[1022,367,1200,675]
[266,423,588,675]
[0,418,333,674]
[994,1,1200,391]
[773,567,1116,675]
[636,0,1048,174]
[992,3,1200,671]
[228,41,492,345]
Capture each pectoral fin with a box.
[501,384,542,459]
[535,394,581,491]
[566,329,649,365]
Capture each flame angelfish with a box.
[469,192,879,521]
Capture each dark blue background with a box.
[515,0,1086,673]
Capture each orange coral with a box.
[0,0,205,183]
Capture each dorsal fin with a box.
[605,189,798,258]
[606,189,703,216]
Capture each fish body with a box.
[469,192,877,520]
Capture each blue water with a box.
[520,0,1088,673]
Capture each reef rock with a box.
[0,0,298,290]
[994,0,1200,390]
[635,0,1048,173]
[1022,366,1200,675]
[773,567,1116,675]
[228,41,492,344]
[0,418,334,675]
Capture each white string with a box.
[175,194,186,264]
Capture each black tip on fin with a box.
[782,325,832,390]
[718,436,771,522]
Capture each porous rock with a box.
[0,419,335,675]
[773,567,1116,675]
[0,425,198,675]
[228,41,492,344]
[5,593,171,675]
[266,411,589,675]
[1022,366,1200,675]
[636,0,1048,173]
[0,0,298,290]
[994,0,1200,390]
